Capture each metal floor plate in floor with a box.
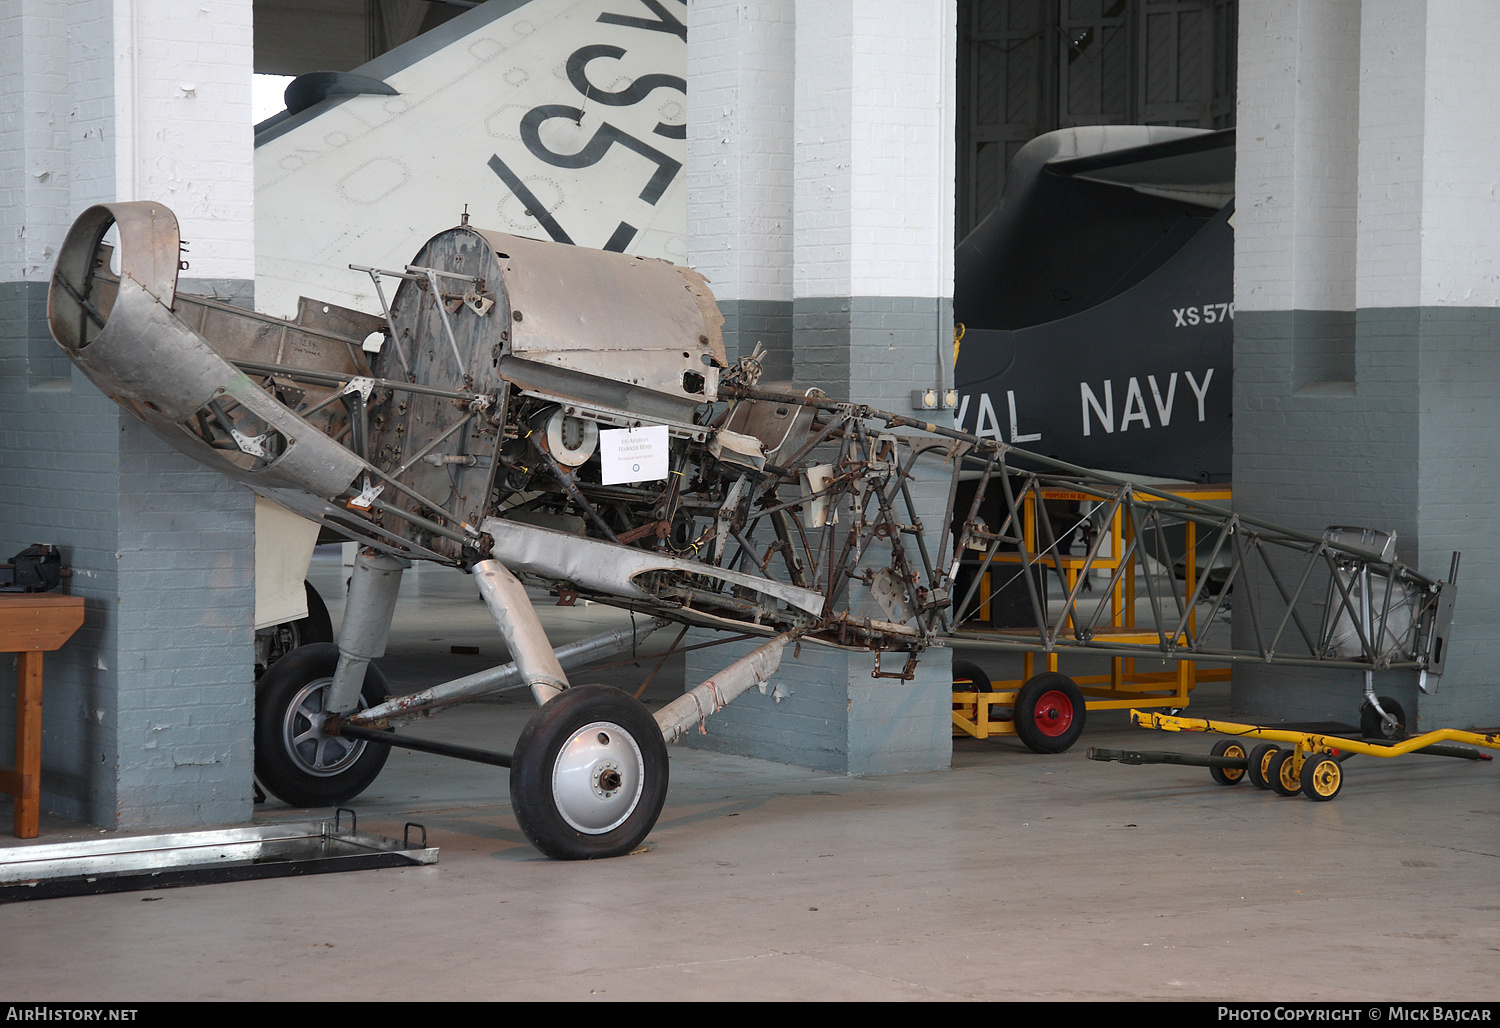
[0,815,437,903]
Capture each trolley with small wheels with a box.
[1086,709,1499,800]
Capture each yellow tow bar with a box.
[1101,710,1500,801]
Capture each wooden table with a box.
[0,594,84,838]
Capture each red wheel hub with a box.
[1031,689,1075,737]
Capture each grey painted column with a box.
[683,0,957,774]
[0,0,257,827]
[1234,0,1500,730]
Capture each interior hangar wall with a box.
[685,0,957,774]
[1233,0,1500,730]
[0,0,257,828]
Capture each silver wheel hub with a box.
[552,721,645,834]
[282,677,366,777]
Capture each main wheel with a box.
[1013,672,1086,753]
[1209,739,1248,786]
[1246,743,1280,790]
[254,642,391,808]
[509,684,670,860]
[1301,754,1343,801]
[1267,749,1301,796]
[1360,696,1408,741]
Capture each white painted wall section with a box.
[0,0,253,282]
[793,0,955,301]
[686,0,793,302]
[114,0,255,281]
[0,0,73,282]
[1417,0,1500,308]
[1354,0,1427,311]
[1235,0,1359,314]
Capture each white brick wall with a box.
[1242,0,1500,313]
[1235,0,1360,314]
[0,0,74,281]
[686,0,794,302]
[848,0,954,299]
[1416,0,1500,307]
[1,0,253,282]
[0,0,257,828]
[793,0,955,301]
[115,0,254,280]
[1353,0,1428,310]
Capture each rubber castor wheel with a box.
[1301,754,1343,801]
[1266,749,1302,796]
[951,660,993,693]
[1013,672,1086,754]
[1209,738,1248,786]
[1246,743,1281,790]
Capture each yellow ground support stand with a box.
[953,484,1232,747]
[1114,709,1500,800]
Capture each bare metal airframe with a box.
[49,201,1459,858]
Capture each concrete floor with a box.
[1,553,1497,1001]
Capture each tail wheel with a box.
[1013,672,1086,753]
[1246,743,1280,790]
[1301,754,1343,801]
[1360,696,1409,741]
[254,643,391,807]
[510,684,669,860]
[1267,749,1302,796]
[1209,739,1247,786]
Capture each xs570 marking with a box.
[1172,302,1234,327]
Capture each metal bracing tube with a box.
[656,633,792,745]
[339,724,513,768]
[329,549,407,713]
[350,618,671,726]
[471,559,569,705]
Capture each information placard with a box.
[599,424,669,485]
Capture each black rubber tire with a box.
[254,642,391,808]
[299,581,334,642]
[1246,743,1280,790]
[1013,672,1086,753]
[1267,749,1301,796]
[510,684,670,860]
[1300,754,1343,801]
[1360,696,1408,741]
[1209,739,1247,786]
[951,660,993,692]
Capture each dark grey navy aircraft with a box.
[954,126,1234,482]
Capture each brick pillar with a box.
[686,0,794,376]
[0,0,257,827]
[1233,0,1500,730]
[683,1,957,774]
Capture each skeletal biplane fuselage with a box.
[49,202,1458,859]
